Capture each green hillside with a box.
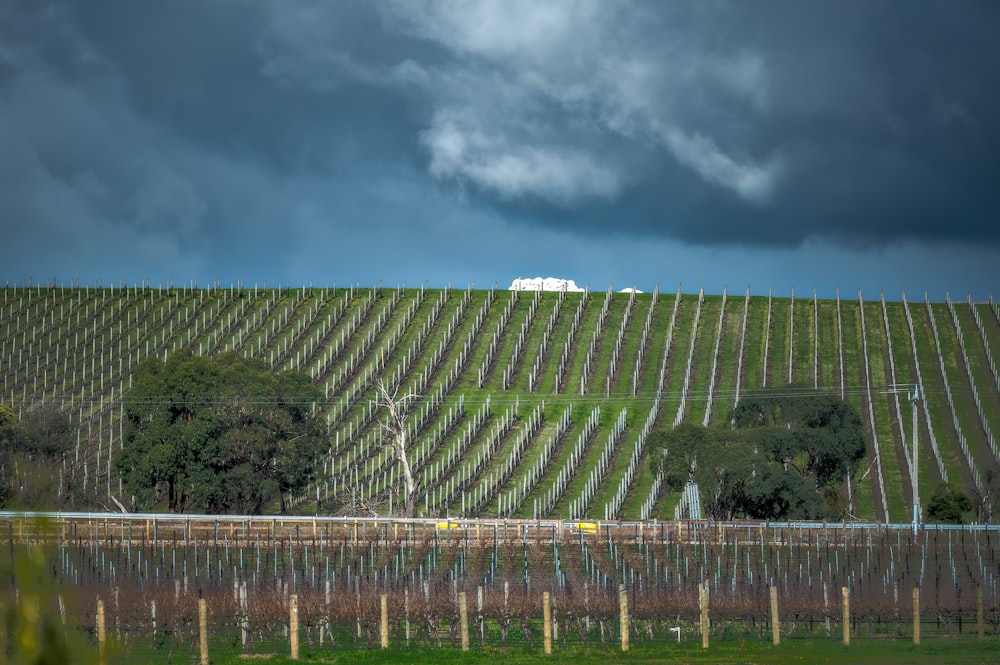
[2,282,998,522]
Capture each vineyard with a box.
[2,515,998,661]
[1,281,1000,523]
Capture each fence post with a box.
[619,586,629,652]
[477,585,485,646]
[97,599,106,665]
[240,581,249,649]
[842,587,850,646]
[113,587,120,640]
[459,591,470,652]
[912,587,920,645]
[770,586,780,645]
[700,582,709,649]
[380,593,389,649]
[290,594,299,660]
[977,587,984,639]
[198,598,208,665]
[404,588,411,644]
[543,591,552,654]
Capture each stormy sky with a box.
[2,1,998,299]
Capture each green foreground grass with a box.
[139,639,999,665]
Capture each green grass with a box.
[741,295,768,394]
[768,296,791,388]
[793,294,817,387]
[838,298,876,519]
[930,303,995,478]
[706,296,743,427]
[133,636,1000,665]
[685,295,722,424]
[955,305,1000,449]
[862,301,908,522]
[816,298,840,391]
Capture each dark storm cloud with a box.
[1,0,997,289]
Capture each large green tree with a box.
[732,387,867,488]
[1,404,85,510]
[651,388,867,520]
[115,350,324,514]
[926,482,973,524]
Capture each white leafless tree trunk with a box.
[374,378,420,517]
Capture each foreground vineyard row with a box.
[3,515,998,657]
[2,283,1000,522]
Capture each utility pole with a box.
[910,384,920,533]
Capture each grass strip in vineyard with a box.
[685,294,722,425]
[480,291,530,392]
[767,294,791,391]
[817,300,840,395]
[610,295,644,397]
[589,405,646,515]
[584,296,628,396]
[536,292,581,394]
[930,302,996,472]
[862,300,907,521]
[884,300,945,497]
[507,291,559,392]
[554,291,600,396]
[792,293,815,386]
[521,291,568,393]
[498,290,544,391]
[704,290,741,426]
[548,409,619,517]
[661,295,695,413]
[631,290,669,398]
[463,290,516,391]
[531,405,602,517]
[573,287,614,395]
[955,304,1000,455]
[837,299,875,520]
[741,295,769,395]
[975,301,1000,374]
[906,296,977,495]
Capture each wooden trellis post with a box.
[978,587,984,639]
[619,586,629,652]
[198,598,208,665]
[770,586,780,645]
[913,587,920,645]
[97,599,106,665]
[380,594,389,649]
[842,587,850,646]
[700,582,709,649]
[459,591,469,652]
[543,591,552,654]
[290,594,299,660]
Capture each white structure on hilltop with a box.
[508,277,586,292]
[508,277,643,293]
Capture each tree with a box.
[0,404,15,507]
[732,387,867,488]
[650,389,867,520]
[115,350,324,514]
[650,425,759,519]
[1,404,85,510]
[373,378,420,517]
[926,482,973,524]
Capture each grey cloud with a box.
[1,0,997,293]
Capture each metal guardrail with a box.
[2,510,997,533]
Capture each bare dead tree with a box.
[373,378,421,518]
